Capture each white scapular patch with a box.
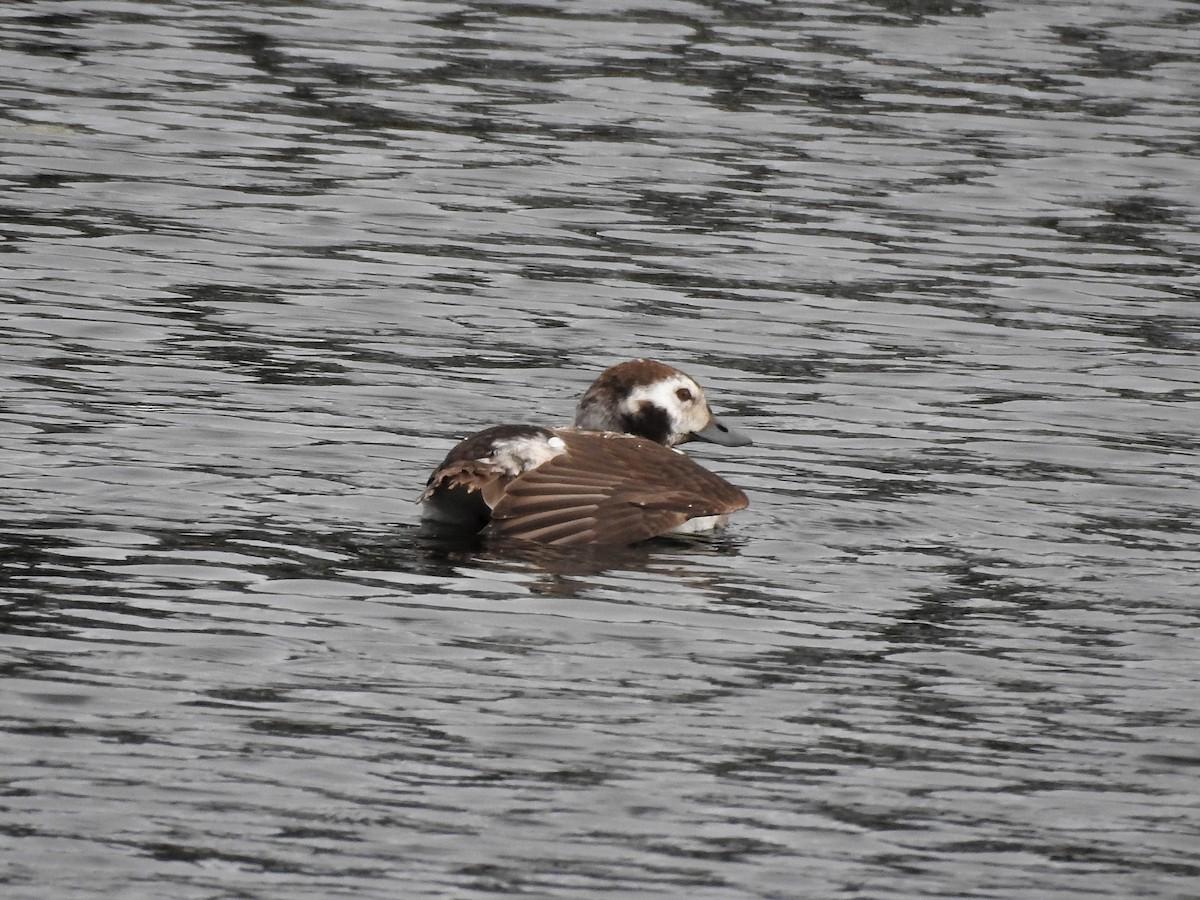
[485,434,567,475]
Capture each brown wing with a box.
[420,425,559,531]
[420,456,511,507]
[485,430,748,546]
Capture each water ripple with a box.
[2,0,1199,897]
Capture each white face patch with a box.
[621,375,712,443]
[485,434,568,476]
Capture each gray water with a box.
[2,0,1199,897]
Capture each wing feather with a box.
[486,430,747,546]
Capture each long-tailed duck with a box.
[420,359,751,546]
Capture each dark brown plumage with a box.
[484,430,748,545]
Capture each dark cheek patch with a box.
[622,402,672,444]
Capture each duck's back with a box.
[486,430,748,546]
[421,426,747,546]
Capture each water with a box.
[2,0,1199,896]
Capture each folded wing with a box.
[486,431,748,546]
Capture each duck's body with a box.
[420,360,751,547]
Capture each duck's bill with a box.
[693,417,752,447]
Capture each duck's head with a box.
[573,359,752,448]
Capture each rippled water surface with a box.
[3,0,1199,896]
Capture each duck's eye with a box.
[675,387,694,402]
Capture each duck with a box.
[419,359,751,546]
